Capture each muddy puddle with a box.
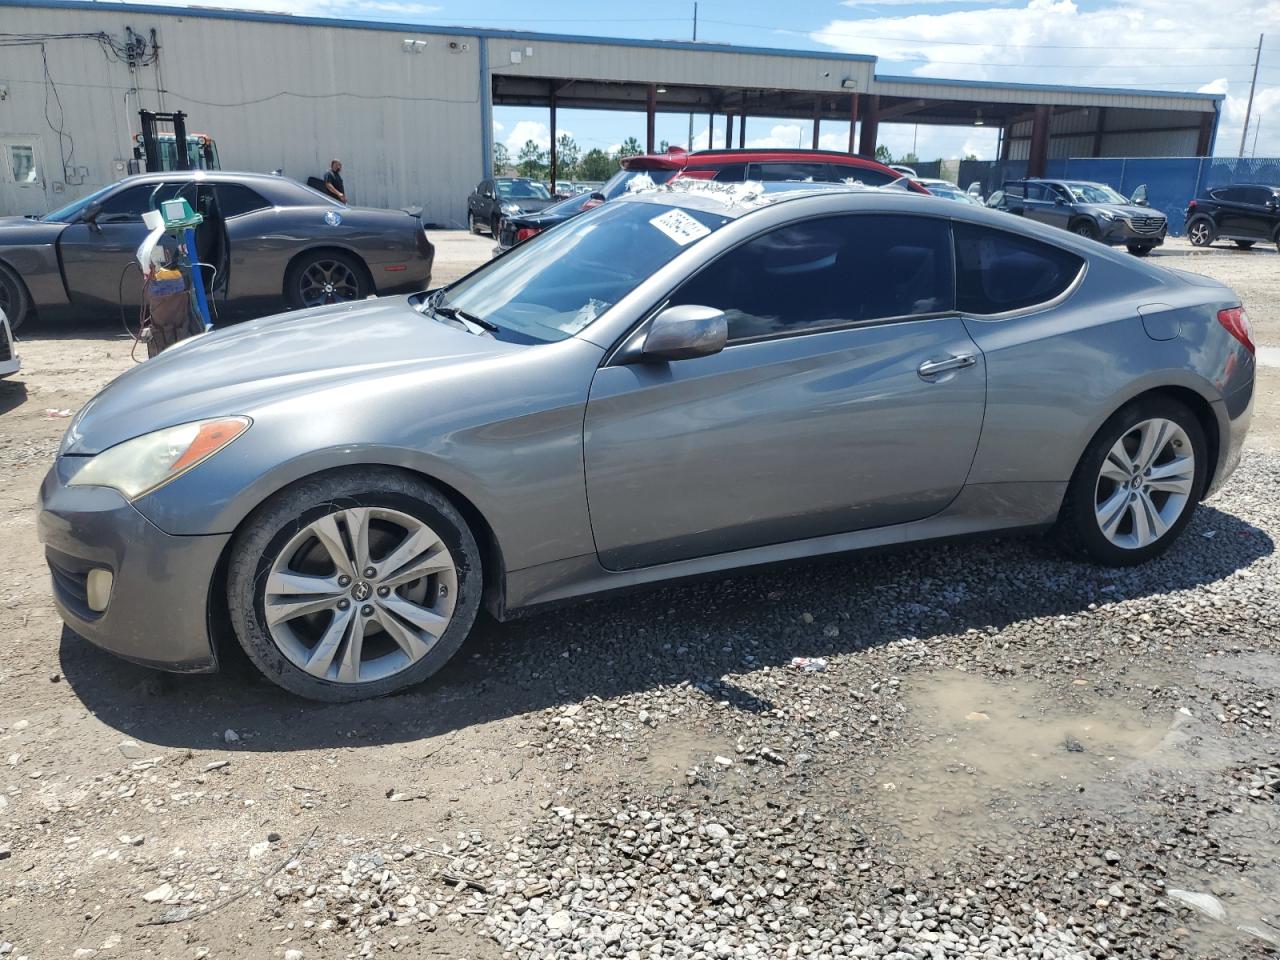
[870,670,1170,855]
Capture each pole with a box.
[1253,114,1263,157]
[1239,33,1263,158]
[548,83,557,190]
[687,1,697,149]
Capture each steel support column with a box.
[812,97,821,150]
[1028,104,1052,177]
[848,93,859,154]
[548,82,557,188]
[1196,111,1215,156]
[857,95,879,157]
[646,83,656,154]
[1092,107,1108,158]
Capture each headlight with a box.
[500,202,520,215]
[68,417,250,500]
[1097,210,1117,221]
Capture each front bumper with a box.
[1101,218,1167,246]
[38,458,228,673]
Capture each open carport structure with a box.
[0,0,1223,224]
[489,39,1221,186]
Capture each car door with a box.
[1237,186,1274,239]
[582,213,987,571]
[1214,186,1258,238]
[57,181,186,309]
[1002,183,1027,217]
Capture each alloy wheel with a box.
[1093,418,1196,550]
[298,259,360,307]
[263,507,458,684]
[1189,222,1212,246]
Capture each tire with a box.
[0,260,31,332]
[285,250,370,309]
[227,468,483,702]
[1072,220,1100,241]
[490,215,501,238]
[1187,218,1215,247]
[1056,397,1207,567]
[1234,240,1255,250]
[1126,244,1153,257]
[468,212,480,235]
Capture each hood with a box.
[0,215,65,244]
[63,297,520,455]
[1081,203,1164,220]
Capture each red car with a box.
[658,147,931,194]
[496,147,927,249]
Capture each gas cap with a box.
[1137,303,1179,341]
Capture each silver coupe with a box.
[39,185,1256,701]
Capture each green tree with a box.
[964,152,979,161]
[516,139,547,179]
[617,136,643,159]
[492,142,511,174]
[874,144,893,165]
[899,152,920,166]
[658,139,670,153]
[577,148,615,181]
[555,134,580,180]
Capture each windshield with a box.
[436,199,731,343]
[1063,182,1127,204]
[926,182,968,202]
[601,167,678,200]
[497,179,551,200]
[42,183,118,223]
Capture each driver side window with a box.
[96,182,182,223]
[667,214,954,343]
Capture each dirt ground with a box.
[0,233,1276,960]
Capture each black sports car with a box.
[0,171,434,330]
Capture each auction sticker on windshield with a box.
[650,208,712,246]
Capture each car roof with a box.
[616,179,931,219]
[112,170,295,188]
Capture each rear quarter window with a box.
[954,222,1084,316]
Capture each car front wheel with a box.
[1056,398,1206,566]
[227,469,482,701]
[1072,221,1100,241]
[1126,244,1153,256]
[286,251,370,309]
[1234,240,1255,250]
[1188,219,1215,247]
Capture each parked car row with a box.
[986,179,1166,256]
[486,146,933,252]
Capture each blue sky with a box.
[146,0,1280,159]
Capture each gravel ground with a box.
[0,233,1276,960]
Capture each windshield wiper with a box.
[434,305,498,334]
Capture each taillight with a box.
[583,198,603,210]
[1187,199,1197,211]
[515,227,540,242]
[1218,306,1255,354]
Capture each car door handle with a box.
[918,354,976,379]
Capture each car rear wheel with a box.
[1188,218,1215,247]
[227,469,482,701]
[1056,397,1206,567]
[1234,240,1255,250]
[1072,221,1100,241]
[286,251,369,309]
[0,261,31,332]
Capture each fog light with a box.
[86,568,113,613]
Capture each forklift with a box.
[131,110,220,174]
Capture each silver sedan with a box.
[39,186,1255,701]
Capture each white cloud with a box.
[503,121,575,151]
[812,0,1280,156]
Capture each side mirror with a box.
[638,304,727,362]
[81,200,103,224]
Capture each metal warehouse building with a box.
[0,0,1223,224]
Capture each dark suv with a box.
[467,177,557,236]
[1185,184,1280,250]
[994,178,1166,255]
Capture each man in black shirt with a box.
[323,159,346,204]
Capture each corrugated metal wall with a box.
[0,7,484,224]
[1005,107,1205,161]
